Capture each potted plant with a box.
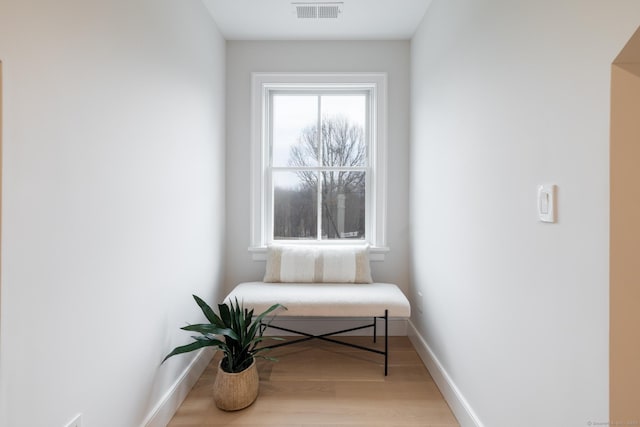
[163,295,284,411]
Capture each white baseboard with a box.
[263,317,408,337]
[407,320,484,427]
[141,347,215,427]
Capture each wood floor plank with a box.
[167,337,459,427]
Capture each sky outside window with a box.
[271,93,367,170]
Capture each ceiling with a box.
[202,0,433,40]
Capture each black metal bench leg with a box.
[373,316,377,343]
[384,309,388,376]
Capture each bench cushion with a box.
[224,281,411,318]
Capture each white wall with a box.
[0,1,226,426]
[225,41,411,295]
[410,1,640,426]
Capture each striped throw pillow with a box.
[263,245,373,284]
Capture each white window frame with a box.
[250,72,388,260]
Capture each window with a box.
[250,73,387,258]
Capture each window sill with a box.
[248,245,389,261]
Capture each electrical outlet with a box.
[64,414,82,427]
[417,291,423,314]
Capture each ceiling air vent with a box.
[293,2,343,19]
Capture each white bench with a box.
[224,281,411,375]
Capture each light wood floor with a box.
[168,336,459,427]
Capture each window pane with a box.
[272,95,318,167]
[321,95,367,167]
[273,171,317,240]
[321,171,365,240]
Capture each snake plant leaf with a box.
[162,340,216,364]
[192,295,224,327]
[238,306,246,337]
[191,335,228,349]
[218,303,231,327]
[247,303,285,339]
[180,324,240,341]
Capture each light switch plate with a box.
[537,184,556,223]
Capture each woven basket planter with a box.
[213,359,259,411]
